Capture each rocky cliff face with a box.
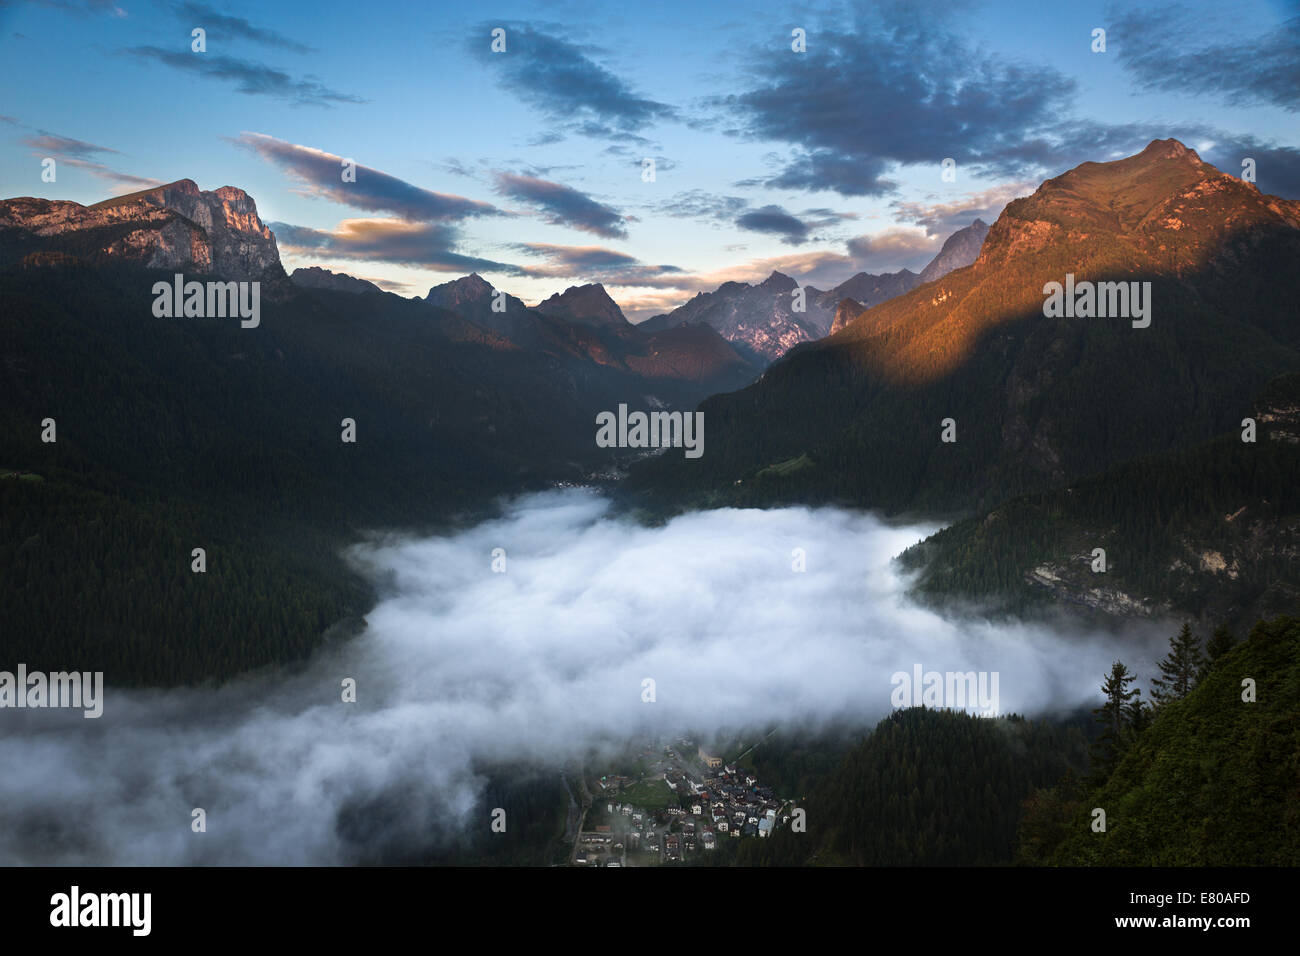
[829,297,865,334]
[0,179,282,280]
[917,219,989,285]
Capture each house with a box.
[698,746,723,769]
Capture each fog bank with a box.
[0,490,1169,864]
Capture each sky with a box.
[1,0,1297,320]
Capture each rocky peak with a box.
[758,270,797,292]
[0,178,281,279]
[290,266,382,295]
[535,283,629,327]
[428,272,496,306]
[918,218,991,284]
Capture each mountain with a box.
[0,178,282,280]
[0,182,749,686]
[291,266,383,295]
[426,272,532,339]
[917,218,989,285]
[640,220,989,365]
[626,139,1300,517]
[809,268,920,314]
[899,374,1300,629]
[640,271,831,365]
[535,282,630,327]
[814,221,989,336]
[426,273,756,391]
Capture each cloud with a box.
[235,133,501,221]
[713,3,1081,195]
[469,23,676,136]
[122,46,364,107]
[656,190,750,223]
[1197,136,1300,200]
[891,183,1034,237]
[20,131,160,191]
[0,490,1170,864]
[494,172,628,239]
[23,132,119,160]
[513,242,682,283]
[15,0,126,15]
[272,218,521,274]
[1113,7,1299,113]
[174,2,315,53]
[845,227,940,273]
[735,204,810,244]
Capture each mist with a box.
[0,489,1171,864]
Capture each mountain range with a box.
[636,218,990,363]
[626,139,1300,627]
[4,137,1297,678]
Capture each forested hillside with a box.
[0,261,656,684]
[1019,615,1300,865]
[733,709,1090,866]
[899,374,1300,628]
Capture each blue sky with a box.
[2,0,1297,318]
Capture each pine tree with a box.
[1092,661,1140,775]
[1200,624,1236,681]
[1151,622,1206,705]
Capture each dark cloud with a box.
[1112,7,1299,113]
[513,242,683,282]
[715,3,1078,195]
[494,172,628,239]
[657,190,749,222]
[175,2,315,53]
[469,23,676,138]
[736,204,810,244]
[122,46,363,107]
[1198,137,1300,200]
[235,133,502,221]
[272,218,521,274]
[11,0,125,15]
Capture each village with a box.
[570,737,797,866]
